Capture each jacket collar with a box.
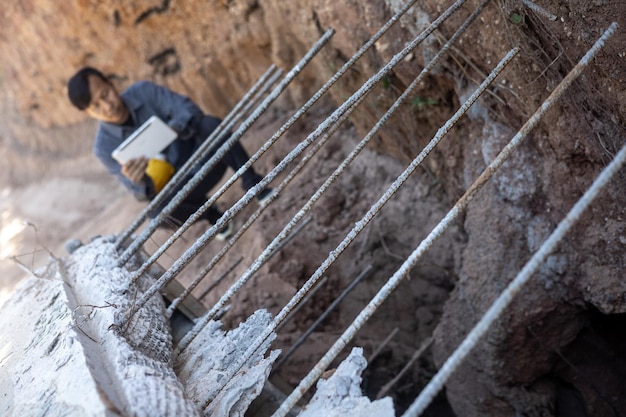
[99,93,145,136]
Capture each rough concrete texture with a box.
[300,347,396,417]
[0,237,281,416]
[1,0,626,415]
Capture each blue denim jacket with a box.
[93,81,204,200]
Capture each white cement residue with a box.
[0,271,108,416]
[300,347,396,417]
[65,235,198,417]
[0,236,280,417]
[0,235,391,417]
[176,310,280,416]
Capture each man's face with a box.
[84,75,129,124]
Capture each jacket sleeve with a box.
[131,81,203,139]
[93,128,156,201]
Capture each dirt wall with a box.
[2,0,626,415]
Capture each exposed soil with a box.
[2,1,625,416]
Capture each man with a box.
[67,67,271,240]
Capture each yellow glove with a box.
[145,157,175,194]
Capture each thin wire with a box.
[271,47,518,417]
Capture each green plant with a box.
[410,96,438,111]
[382,75,392,90]
[510,12,523,24]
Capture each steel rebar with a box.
[276,276,329,333]
[115,64,280,252]
[368,327,400,364]
[178,0,465,363]
[272,264,373,372]
[162,22,393,316]
[115,29,336,329]
[177,0,466,358]
[404,21,618,417]
[377,337,433,399]
[121,0,424,274]
[116,29,326,267]
[271,47,519,417]
[166,217,311,317]
[197,256,243,302]
[203,13,505,415]
[117,67,283,263]
[521,0,557,21]
[167,90,360,318]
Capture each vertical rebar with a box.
[115,64,280,251]
[271,47,519,417]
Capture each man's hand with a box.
[121,157,149,183]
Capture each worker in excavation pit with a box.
[67,67,272,240]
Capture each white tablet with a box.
[111,116,178,164]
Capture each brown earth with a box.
[1,1,626,416]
